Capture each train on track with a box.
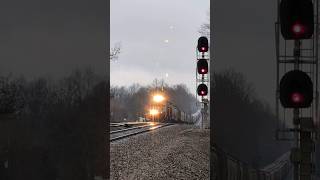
[212,146,291,180]
[146,101,193,123]
[162,102,192,123]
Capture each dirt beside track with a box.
[110,124,210,180]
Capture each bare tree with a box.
[199,11,210,38]
[0,69,108,180]
[110,80,198,122]
[212,69,290,167]
[110,42,121,61]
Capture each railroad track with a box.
[110,122,149,127]
[110,124,152,134]
[110,123,173,142]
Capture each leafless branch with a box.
[110,42,121,61]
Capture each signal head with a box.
[197,84,208,96]
[197,59,208,74]
[280,70,313,108]
[197,36,209,52]
[280,0,314,39]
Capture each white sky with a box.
[110,0,210,94]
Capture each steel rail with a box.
[110,124,152,134]
[110,123,173,142]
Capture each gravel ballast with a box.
[110,124,210,180]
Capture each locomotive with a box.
[145,101,193,123]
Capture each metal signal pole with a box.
[275,0,319,179]
[196,36,209,129]
[293,40,300,180]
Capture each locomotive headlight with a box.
[149,109,159,115]
[153,94,165,103]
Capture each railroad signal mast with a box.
[276,0,319,179]
[196,36,209,129]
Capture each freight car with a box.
[162,102,192,123]
[212,146,291,180]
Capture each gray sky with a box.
[110,0,210,95]
[213,0,277,106]
[111,0,278,106]
[0,0,279,106]
[0,0,107,79]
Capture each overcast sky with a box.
[111,0,278,106]
[213,0,277,106]
[110,0,210,95]
[2,0,279,106]
[0,0,106,79]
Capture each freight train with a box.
[145,102,193,123]
[212,146,291,180]
[161,102,193,123]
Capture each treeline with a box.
[212,69,290,168]
[0,67,293,176]
[0,68,107,180]
[110,80,198,122]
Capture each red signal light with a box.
[197,36,208,52]
[292,22,306,36]
[291,92,304,104]
[197,84,208,96]
[197,59,208,74]
[280,70,313,108]
[280,0,314,40]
